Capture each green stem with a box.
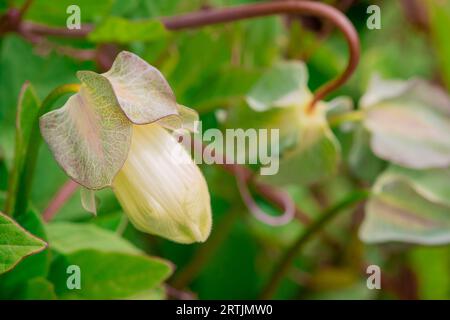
[260,190,370,299]
[13,84,80,217]
[328,110,364,128]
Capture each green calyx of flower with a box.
[40,51,198,190]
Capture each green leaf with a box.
[88,17,168,44]
[4,82,40,214]
[409,246,449,299]
[46,222,173,299]
[359,165,450,244]
[184,67,262,112]
[361,76,450,169]
[40,71,132,190]
[0,211,47,275]
[46,222,142,255]
[127,286,166,300]
[246,61,311,111]
[194,218,259,299]
[48,249,172,299]
[15,277,57,300]
[0,35,94,133]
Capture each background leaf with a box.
[427,0,450,90]
[0,209,50,296]
[4,83,40,214]
[360,166,450,244]
[14,277,57,300]
[22,0,113,26]
[89,17,168,44]
[246,61,310,111]
[48,249,172,299]
[361,77,450,169]
[46,222,142,255]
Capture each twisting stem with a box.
[260,190,369,299]
[19,1,359,109]
[13,84,80,217]
[198,142,309,226]
[235,167,296,226]
[162,1,360,110]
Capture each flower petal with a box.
[103,51,181,126]
[113,123,212,244]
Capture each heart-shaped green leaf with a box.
[360,165,450,244]
[361,76,450,169]
[40,71,132,190]
[0,211,47,275]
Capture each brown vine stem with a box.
[162,1,360,110]
[18,0,34,17]
[18,1,360,108]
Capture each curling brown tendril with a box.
[2,1,360,225]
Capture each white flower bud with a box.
[113,123,212,243]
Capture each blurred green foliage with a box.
[0,0,449,300]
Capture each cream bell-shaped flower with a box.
[113,123,211,243]
[40,51,212,244]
